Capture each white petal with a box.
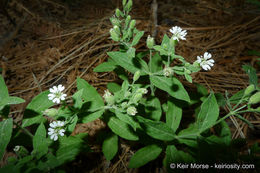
[50,88,54,93]
[53,98,60,104]
[58,84,65,92]
[48,94,55,100]
[53,135,58,141]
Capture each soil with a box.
[0,0,260,172]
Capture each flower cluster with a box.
[48,85,67,104]
[48,121,66,141]
[169,26,187,41]
[196,52,215,71]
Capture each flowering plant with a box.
[1,0,260,172]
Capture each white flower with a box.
[196,52,214,71]
[137,88,148,94]
[169,26,187,41]
[48,84,67,104]
[48,121,65,141]
[163,67,173,77]
[127,106,137,116]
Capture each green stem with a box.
[149,49,155,96]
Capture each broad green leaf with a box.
[0,75,9,101]
[145,96,162,121]
[79,110,104,123]
[149,52,162,73]
[77,78,104,122]
[22,91,54,127]
[107,51,149,75]
[107,82,121,93]
[32,123,48,159]
[102,133,118,160]
[196,93,219,133]
[214,93,226,107]
[129,144,162,168]
[93,61,116,72]
[0,118,13,160]
[153,45,168,56]
[161,34,170,45]
[37,153,61,171]
[107,116,139,141]
[184,73,192,83]
[0,96,25,107]
[56,135,88,164]
[150,75,190,102]
[131,31,144,46]
[72,89,84,109]
[115,110,138,130]
[137,116,175,141]
[243,65,258,87]
[166,99,182,132]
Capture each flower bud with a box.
[244,84,255,97]
[133,70,140,82]
[146,35,154,49]
[129,20,136,29]
[103,90,114,105]
[43,108,58,117]
[124,91,131,98]
[121,102,128,109]
[126,0,132,11]
[110,17,120,26]
[13,145,29,157]
[137,88,148,94]
[163,67,173,77]
[125,15,131,27]
[133,93,143,103]
[249,91,260,105]
[110,28,120,42]
[127,106,137,116]
[113,25,120,35]
[115,9,121,18]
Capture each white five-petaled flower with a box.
[196,52,215,71]
[169,26,187,41]
[48,85,67,104]
[48,121,65,141]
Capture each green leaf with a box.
[67,115,78,133]
[145,96,162,121]
[102,133,118,160]
[214,93,226,107]
[0,75,9,101]
[137,116,175,141]
[129,144,162,168]
[242,65,258,87]
[107,82,121,93]
[107,51,149,75]
[22,91,54,127]
[0,118,13,160]
[32,123,48,159]
[165,145,194,167]
[196,93,219,133]
[115,110,138,130]
[72,89,84,109]
[131,31,144,46]
[0,96,25,108]
[153,45,168,56]
[229,89,246,104]
[150,75,190,102]
[77,78,104,123]
[149,52,162,73]
[93,61,116,72]
[166,99,182,132]
[177,124,199,147]
[195,83,208,96]
[107,116,139,141]
[184,73,192,83]
[56,135,87,164]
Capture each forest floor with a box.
[0,0,260,172]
